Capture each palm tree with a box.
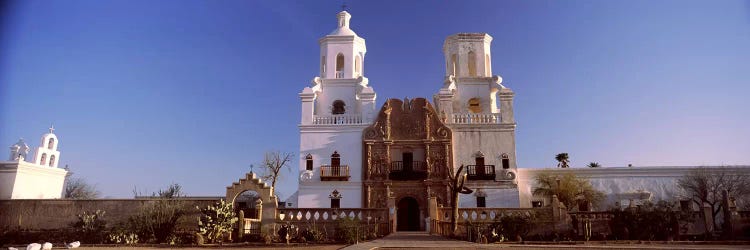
[533,171,604,210]
[586,162,601,168]
[555,153,570,168]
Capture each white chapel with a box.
[0,127,69,199]
[293,11,521,229]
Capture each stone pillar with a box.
[425,144,431,177]
[260,197,279,236]
[238,210,245,239]
[551,195,561,221]
[387,194,396,233]
[721,190,735,239]
[300,88,316,125]
[702,202,714,236]
[498,89,514,124]
[428,196,438,234]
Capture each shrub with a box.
[300,227,326,242]
[107,231,139,244]
[71,210,107,243]
[489,212,536,241]
[609,201,693,240]
[335,217,365,243]
[128,199,186,243]
[197,199,237,244]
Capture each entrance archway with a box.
[397,197,420,231]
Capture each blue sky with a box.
[1,0,749,199]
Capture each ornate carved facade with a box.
[362,98,453,216]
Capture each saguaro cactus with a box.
[448,164,473,235]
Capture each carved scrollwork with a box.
[500,169,517,180]
[436,127,449,138]
[300,170,314,182]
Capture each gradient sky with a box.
[1,0,749,199]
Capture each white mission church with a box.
[284,10,750,230]
[2,10,747,232]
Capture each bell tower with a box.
[434,33,519,208]
[436,33,514,120]
[296,10,377,209]
[300,10,377,125]
[32,126,61,168]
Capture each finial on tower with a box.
[341,1,347,11]
[337,8,351,28]
[49,125,55,134]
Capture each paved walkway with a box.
[341,231,485,250]
[341,232,750,250]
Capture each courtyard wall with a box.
[0,198,221,231]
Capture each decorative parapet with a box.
[313,114,364,125]
[449,113,501,124]
[277,208,388,223]
[436,207,553,223]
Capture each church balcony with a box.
[320,165,350,181]
[449,113,501,124]
[389,161,428,180]
[313,114,364,125]
[466,165,496,180]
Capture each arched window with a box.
[331,151,341,167]
[501,153,510,169]
[321,56,326,75]
[468,98,482,113]
[335,53,345,78]
[48,138,55,149]
[305,154,313,171]
[450,54,457,75]
[468,51,477,76]
[40,153,47,165]
[49,155,56,167]
[475,151,485,166]
[485,54,491,76]
[355,55,361,77]
[332,100,345,115]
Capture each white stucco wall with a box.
[450,126,517,171]
[516,166,750,209]
[314,79,361,116]
[297,182,361,208]
[0,167,18,199]
[297,125,366,208]
[458,187,519,208]
[0,161,68,199]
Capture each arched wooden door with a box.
[397,197,420,231]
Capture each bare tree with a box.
[448,165,473,235]
[677,167,750,230]
[64,177,100,199]
[259,151,293,193]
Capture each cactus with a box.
[197,199,238,243]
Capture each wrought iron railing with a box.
[390,161,427,172]
[242,219,261,236]
[466,165,496,180]
[389,161,427,180]
[320,165,350,181]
